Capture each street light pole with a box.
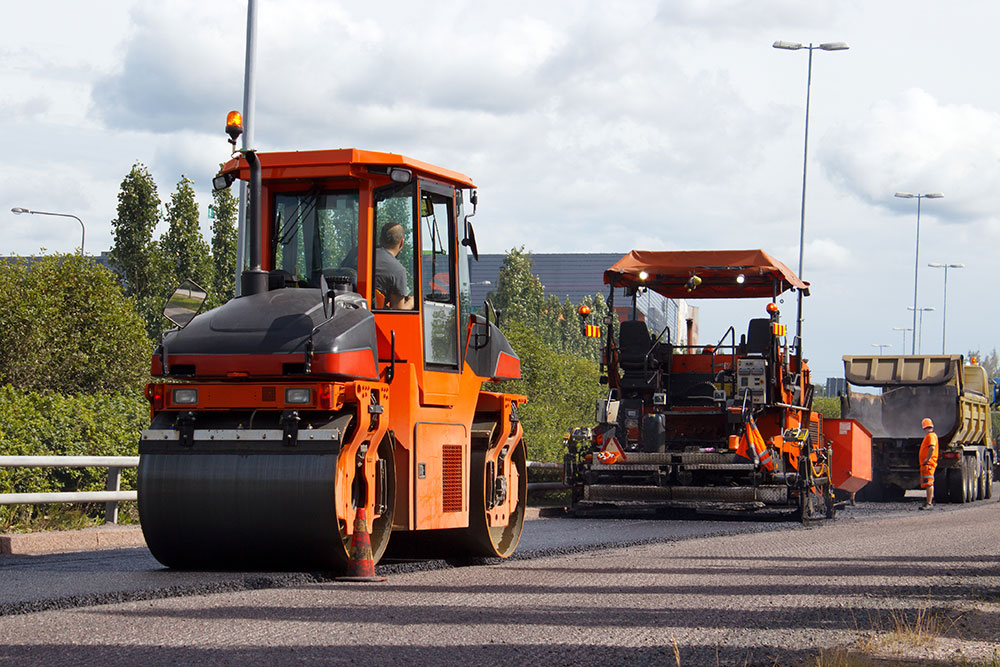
[906,306,935,355]
[927,262,963,354]
[11,207,85,255]
[871,343,892,355]
[892,326,913,353]
[773,40,849,362]
[894,192,943,353]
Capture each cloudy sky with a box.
[2,1,998,382]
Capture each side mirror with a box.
[462,189,479,261]
[163,279,208,329]
[462,218,479,261]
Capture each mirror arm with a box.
[305,310,341,374]
[160,332,169,376]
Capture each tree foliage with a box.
[109,162,160,297]
[492,321,604,462]
[162,175,214,295]
[0,254,151,395]
[487,248,610,460]
[109,163,173,337]
[210,181,239,307]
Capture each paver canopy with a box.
[604,249,809,299]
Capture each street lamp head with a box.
[11,207,29,214]
[894,192,915,199]
[773,40,803,50]
[819,42,850,51]
[949,263,964,268]
[924,193,944,199]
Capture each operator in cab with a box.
[374,222,414,310]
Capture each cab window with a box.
[372,182,417,310]
[273,190,359,285]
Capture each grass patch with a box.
[857,607,950,654]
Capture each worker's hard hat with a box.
[921,418,934,429]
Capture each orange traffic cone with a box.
[336,507,386,582]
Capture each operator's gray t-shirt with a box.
[374,247,410,299]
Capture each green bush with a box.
[492,320,604,462]
[0,253,152,394]
[813,396,841,419]
[0,386,149,530]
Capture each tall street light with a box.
[871,343,892,355]
[11,207,85,255]
[907,306,935,354]
[894,192,943,353]
[927,262,963,353]
[892,326,913,353]
[773,40,849,360]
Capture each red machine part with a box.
[823,418,873,493]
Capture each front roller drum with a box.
[138,436,395,572]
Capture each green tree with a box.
[109,163,172,336]
[210,182,239,306]
[0,254,151,395]
[494,321,604,462]
[162,176,214,295]
[491,247,545,328]
[486,247,613,460]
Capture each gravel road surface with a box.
[0,498,997,665]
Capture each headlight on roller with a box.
[285,388,311,405]
[172,388,198,405]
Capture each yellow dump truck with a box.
[841,355,996,502]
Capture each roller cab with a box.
[138,130,526,571]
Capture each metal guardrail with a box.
[0,456,138,524]
[526,460,569,492]
[0,456,567,525]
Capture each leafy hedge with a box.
[491,320,604,462]
[0,254,152,395]
[0,386,149,530]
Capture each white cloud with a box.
[822,89,1000,223]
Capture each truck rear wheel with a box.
[946,467,965,504]
[985,461,994,499]
[963,456,978,503]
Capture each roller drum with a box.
[139,441,349,571]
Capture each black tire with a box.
[976,458,987,501]
[985,462,994,499]
[965,457,976,502]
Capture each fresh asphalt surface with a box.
[0,494,945,616]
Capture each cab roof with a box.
[604,249,809,299]
[220,148,476,189]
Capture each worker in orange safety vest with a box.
[918,417,938,509]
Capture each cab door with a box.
[417,181,461,404]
